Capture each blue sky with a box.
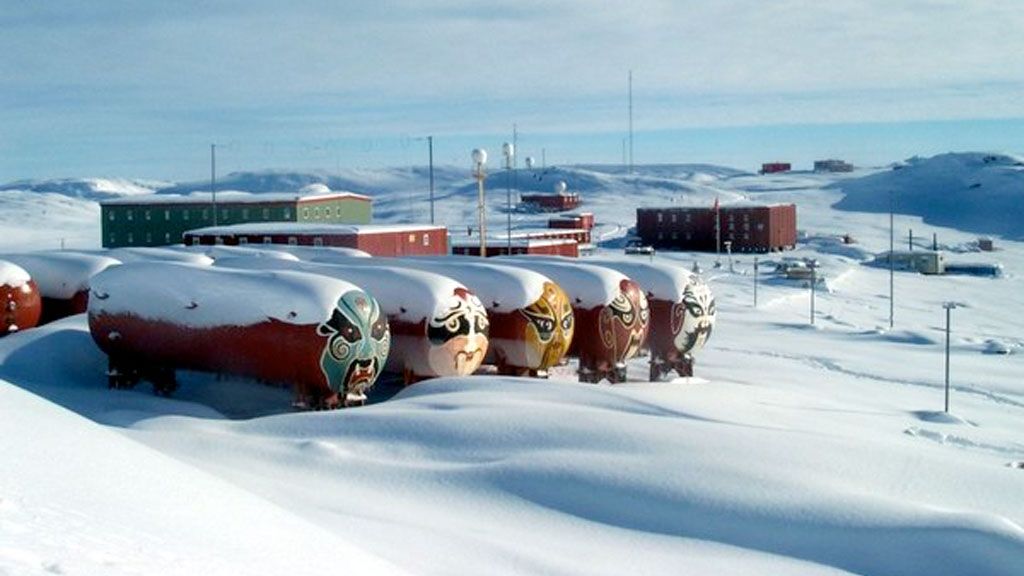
[3,1,1024,181]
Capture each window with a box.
[686,232,692,241]
[671,213,677,223]
[324,207,332,218]
[757,223,765,231]
[685,213,691,222]
[313,237,323,247]
[108,233,115,244]
[164,232,171,243]
[215,236,224,245]
[284,208,292,219]
[145,210,151,221]
[423,233,430,246]
[238,237,249,245]
[657,212,663,223]
[191,236,200,246]
[671,231,678,240]
[220,209,228,221]
[657,232,664,240]
[145,232,152,243]
[288,237,298,246]
[127,210,134,221]
[303,207,310,219]
[263,236,272,244]
[314,207,321,219]
[164,210,171,221]
[127,232,134,244]
[108,211,115,221]
[242,208,250,219]
[202,209,209,220]
[183,210,190,221]
[408,234,415,243]
[262,208,270,220]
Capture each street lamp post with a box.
[502,142,515,253]
[753,256,759,307]
[889,190,895,328]
[472,148,488,258]
[943,302,960,413]
[810,265,817,325]
[428,136,435,224]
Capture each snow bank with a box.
[313,255,550,313]
[212,257,467,322]
[0,259,31,288]
[89,262,362,328]
[0,378,405,576]
[2,252,121,298]
[833,152,1024,239]
[493,256,629,307]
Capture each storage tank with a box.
[0,260,43,336]
[213,258,489,383]
[88,263,390,408]
[2,252,121,324]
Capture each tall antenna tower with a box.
[628,70,634,174]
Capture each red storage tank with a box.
[2,252,120,324]
[585,259,716,380]
[213,257,490,384]
[88,263,390,408]
[0,260,43,336]
[313,256,576,377]
[494,258,648,383]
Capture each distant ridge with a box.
[832,152,1024,240]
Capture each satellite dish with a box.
[471,148,488,166]
[554,181,567,194]
[525,156,535,169]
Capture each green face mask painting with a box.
[317,290,390,405]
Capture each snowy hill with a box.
[832,152,1024,240]
[0,177,167,200]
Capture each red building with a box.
[183,223,448,257]
[548,212,595,231]
[636,204,797,253]
[520,193,581,212]
[760,162,792,174]
[452,239,579,258]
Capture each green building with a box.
[100,191,372,248]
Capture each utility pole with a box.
[810,265,817,325]
[428,136,435,224]
[943,302,959,413]
[211,144,218,227]
[753,257,759,307]
[889,190,895,328]
[628,69,634,174]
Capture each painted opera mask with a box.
[671,277,716,355]
[521,281,574,370]
[600,279,650,362]
[427,288,489,376]
[317,290,391,399]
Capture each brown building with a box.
[636,204,797,253]
[548,212,595,231]
[760,162,792,174]
[183,223,448,257]
[520,193,581,212]
[452,239,579,258]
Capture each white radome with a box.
[472,148,488,166]
[554,181,567,194]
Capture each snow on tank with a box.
[174,244,302,261]
[88,263,390,408]
[493,256,649,383]
[108,247,215,266]
[1,251,121,324]
[212,257,489,383]
[571,257,716,380]
[0,259,42,336]
[311,255,575,376]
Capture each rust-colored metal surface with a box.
[645,275,716,380]
[571,278,649,383]
[1,280,42,336]
[486,281,574,376]
[40,290,90,325]
[89,289,390,408]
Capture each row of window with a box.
[654,211,756,223]
[301,205,345,220]
[109,232,174,245]
[107,207,292,222]
[655,231,753,242]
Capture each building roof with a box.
[100,191,371,206]
[454,238,577,249]
[185,222,445,237]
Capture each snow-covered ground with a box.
[1,153,1022,575]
